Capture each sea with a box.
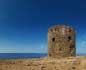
[0,53,47,59]
[0,53,85,59]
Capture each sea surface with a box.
[0,53,85,59]
[77,53,86,56]
[0,53,47,59]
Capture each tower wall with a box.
[48,25,76,58]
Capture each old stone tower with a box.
[48,25,76,58]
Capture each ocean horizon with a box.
[0,53,85,59]
[0,53,47,59]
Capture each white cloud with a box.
[40,44,45,49]
[76,34,86,54]
[39,43,47,53]
[80,41,86,48]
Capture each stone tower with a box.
[48,25,76,58]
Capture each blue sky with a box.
[0,0,86,54]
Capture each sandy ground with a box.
[0,56,86,70]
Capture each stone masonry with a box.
[48,25,76,58]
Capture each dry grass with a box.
[0,56,86,70]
